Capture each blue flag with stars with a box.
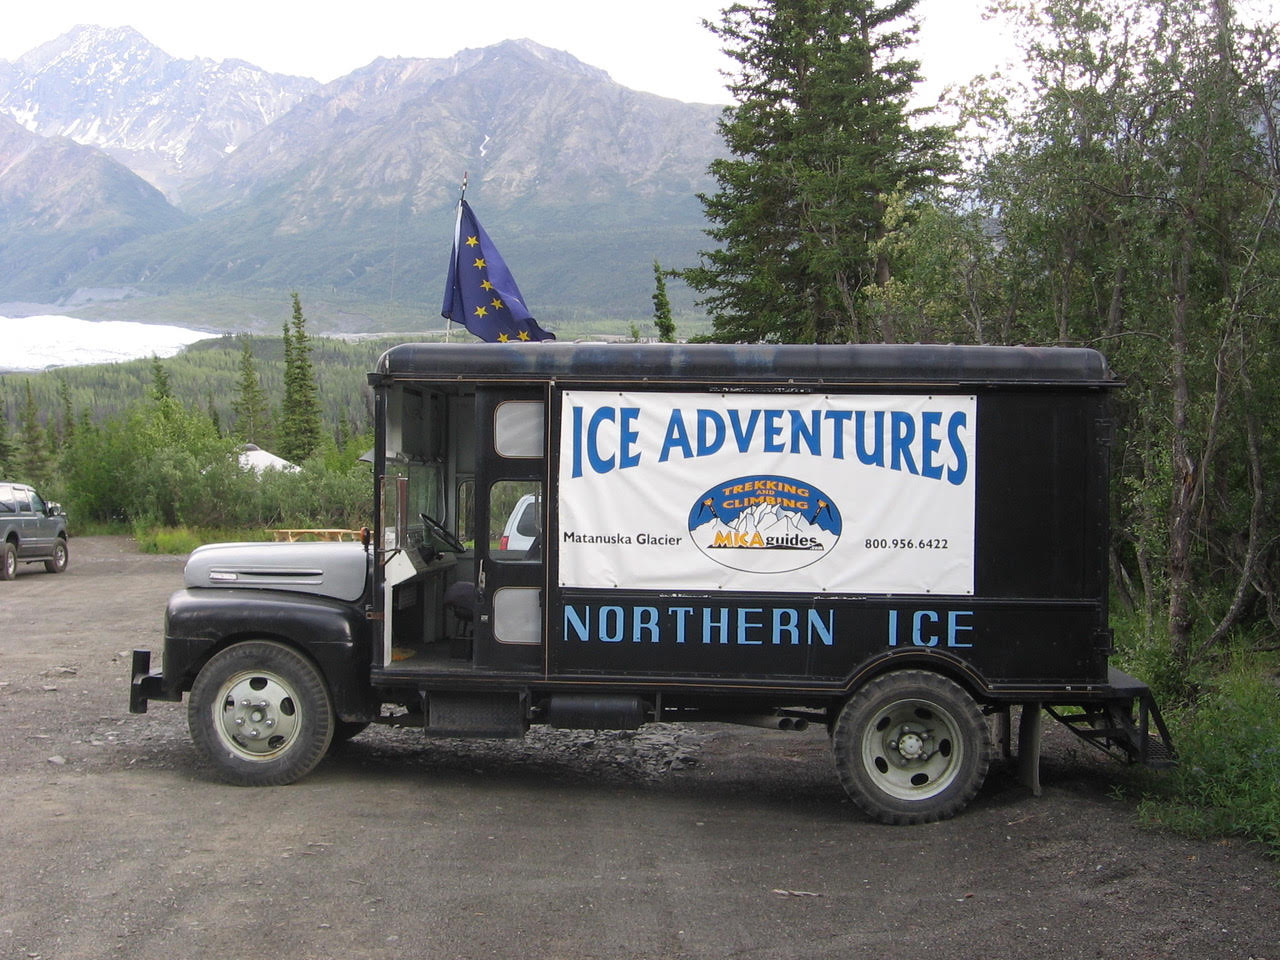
[442,200,554,343]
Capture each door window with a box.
[493,401,544,458]
[490,480,542,561]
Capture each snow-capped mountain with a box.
[0,25,318,199]
[0,27,724,328]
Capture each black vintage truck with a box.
[131,342,1172,823]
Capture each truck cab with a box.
[132,342,1172,823]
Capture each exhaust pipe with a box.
[707,713,810,731]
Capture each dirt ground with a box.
[1,535,1277,960]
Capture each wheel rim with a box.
[5,552,14,576]
[54,544,66,568]
[860,697,965,801]
[212,669,304,761]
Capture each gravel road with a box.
[1,536,1276,960]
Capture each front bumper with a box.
[129,649,181,714]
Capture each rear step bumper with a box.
[1044,667,1176,768]
[1002,668,1175,798]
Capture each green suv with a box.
[0,482,69,579]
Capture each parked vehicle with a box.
[131,343,1173,823]
[0,481,69,579]
[499,492,540,554]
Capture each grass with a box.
[1134,655,1280,858]
[1110,611,1280,861]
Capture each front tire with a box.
[44,538,68,574]
[188,641,334,786]
[833,670,992,824]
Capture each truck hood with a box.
[183,541,369,602]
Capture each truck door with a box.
[14,486,45,557]
[472,387,547,671]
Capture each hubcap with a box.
[862,698,964,801]
[213,671,302,760]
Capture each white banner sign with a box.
[557,391,977,595]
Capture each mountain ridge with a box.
[1,24,321,198]
[0,27,724,333]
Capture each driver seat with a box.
[443,580,477,659]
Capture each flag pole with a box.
[444,172,468,344]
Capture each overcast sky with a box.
[0,0,1023,105]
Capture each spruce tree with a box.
[149,355,173,401]
[279,293,322,463]
[56,379,75,452]
[0,392,13,476]
[231,338,271,446]
[651,260,677,342]
[14,380,52,485]
[686,0,952,343]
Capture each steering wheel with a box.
[419,512,465,553]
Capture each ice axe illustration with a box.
[807,499,831,525]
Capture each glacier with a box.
[0,315,214,372]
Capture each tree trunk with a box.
[1166,231,1195,665]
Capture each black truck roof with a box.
[373,342,1114,388]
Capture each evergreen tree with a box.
[0,391,12,476]
[231,338,271,446]
[56,378,75,452]
[207,394,222,436]
[278,293,322,463]
[14,380,53,485]
[651,260,677,342]
[149,356,173,401]
[685,0,952,343]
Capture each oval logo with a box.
[687,475,842,574]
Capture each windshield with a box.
[382,460,443,550]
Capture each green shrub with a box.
[257,460,371,529]
[1137,658,1280,858]
[1110,610,1209,706]
[133,525,206,555]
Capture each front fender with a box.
[161,587,374,721]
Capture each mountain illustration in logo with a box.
[688,475,842,574]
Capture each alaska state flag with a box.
[441,200,554,342]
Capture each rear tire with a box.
[188,641,334,786]
[833,670,992,824]
[1,542,15,580]
[44,538,68,574]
